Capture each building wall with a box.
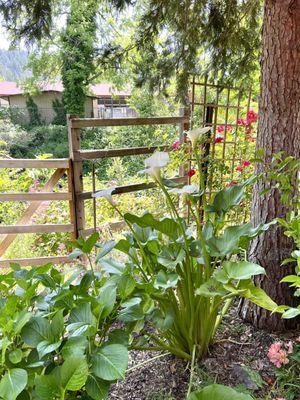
[9,92,63,124]
[1,93,135,123]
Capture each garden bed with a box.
[110,307,299,400]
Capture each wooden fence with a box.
[0,111,190,267]
[68,112,190,238]
[0,158,75,267]
[0,80,255,268]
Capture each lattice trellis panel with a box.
[189,78,258,222]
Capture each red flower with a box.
[214,136,224,144]
[242,161,251,167]
[246,108,258,123]
[226,180,238,187]
[217,125,225,133]
[172,140,180,150]
[237,118,246,126]
[187,169,196,177]
[236,165,243,172]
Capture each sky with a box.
[0,25,10,49]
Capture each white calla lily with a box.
[169,184,199,195]
[139,151,169,180]
[92,187,116,205]
[187,126,212,148]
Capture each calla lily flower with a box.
[140,151,169,180]
[187,126,212,148]
[92,187,116,205]
[170,184,199,195]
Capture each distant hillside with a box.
[0,49,31,81]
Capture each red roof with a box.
[0,81,131,97]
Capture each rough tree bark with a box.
[239,0,300,331]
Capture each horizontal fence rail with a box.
[78,176,188,201]
[75,145,170,161]
[0,224,74,234]
[70,116,189,128]
[0,192,72,201]
[0,159,70,169]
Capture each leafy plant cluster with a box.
[92,131,279,362]
[0,234,133,400]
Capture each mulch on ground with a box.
[110,307,299,400]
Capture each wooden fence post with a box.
[67,115,85,238]
[179,106,191,177]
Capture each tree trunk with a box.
[239,0,300,331]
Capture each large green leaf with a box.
[119,297,144,322]
[124,212,179,239]
[69,303,95,326]
[282,307,300,319]
[50,310,64,340]
[60,356,88,390]
[223,261,265,281]
[82,232,99,253]
[154,270,179,290]
[157,246,185,269]
[196,279,228,298]
[207,184,246,214]
[0,368,27,400]
[67,303,96,337]
[61,336,88,358]
[237,281,278,311]
[37,340,61,359]
[8,349,23,364]
[96,284,116,319]
[117,274,136,299]
[21,317,52,347]
[99,258,125,275]
[92,344,128,381]
[34,374,59,400]
[207,222,274,257]
[188,384,254,400]
[86,375,110,400]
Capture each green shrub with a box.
[0,234,133,400]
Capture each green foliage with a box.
[61,0,98,115]
[131,0,262,98]
[188,384,254,400]
[278,212,300,319]
[0,234,134,399]
[25,96,43,126]
[52,98,66,125]
[94,144,278,360]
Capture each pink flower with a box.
[267,342,289,368]
[172,140,180,150]
[187,169,196,178]
[242,161,251,167]
[237,118,247,126]
[246,108,258,123]
[217,125,225,133]
[214,136,224,144]
[236,166,243,172]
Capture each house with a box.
[0,81,136,124]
